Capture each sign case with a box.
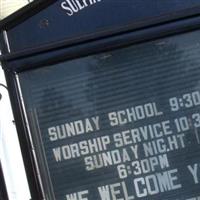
[18,29,200,200]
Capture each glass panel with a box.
[19,29,200,200]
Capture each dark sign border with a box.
[1,1,200,61]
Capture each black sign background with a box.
[19,29,200,200]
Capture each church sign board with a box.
[1,1,200,200]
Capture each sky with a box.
[0,0,29,20]
[0,67,30,200]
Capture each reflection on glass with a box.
[19,29,200,200]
